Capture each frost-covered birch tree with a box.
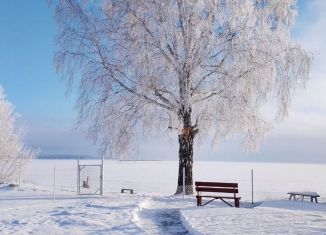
[0,85,37,182]
[54,0,311,194]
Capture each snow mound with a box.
[180,201,326,235]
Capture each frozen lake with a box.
[23,159,326,202]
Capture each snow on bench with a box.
[287,191,320,203]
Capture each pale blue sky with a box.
[0,0,325,162]
[0,0,96,155]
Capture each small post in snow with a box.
[53,166,56,204]
[100,154,104,196]
[77,156,80,195]
[18,160,22,191]
[182,166,185,199]
[251,169,254,205]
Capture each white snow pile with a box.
[181,202,326,234]
[0,160,326,234]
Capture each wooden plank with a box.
[196,187,238,193]
[197,196,241,199]
[195,181,238,188]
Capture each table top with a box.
[287,192,320,197]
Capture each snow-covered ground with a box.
[181,202,326,234]
[0,160,325,234]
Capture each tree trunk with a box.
[175,126,195,195]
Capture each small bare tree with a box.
[54,0,311,194]
[0,85,37,182]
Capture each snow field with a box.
[1,160,326,234]
[0,191,146,234]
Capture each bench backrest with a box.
[195,181,239,194]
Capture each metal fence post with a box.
[53,166,56,203]
[251,169,254,205]
[18,160,22,191]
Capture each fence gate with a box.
[77,159,103,195]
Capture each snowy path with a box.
[133,196,195,234]
[0,185,195,235]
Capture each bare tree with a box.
[0,85,37,182]
[54,0,311,194]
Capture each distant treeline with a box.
[38,155,97,160]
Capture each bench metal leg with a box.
[235,198,240,208]
[289,194,319,203]
[219,198,233,207]
[197,196,202,206]
[202,198,217,206]
[196,197,240,208]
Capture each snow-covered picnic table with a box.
[287,191,320,203]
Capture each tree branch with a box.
[193,69,254,104]
[94,42,176,112]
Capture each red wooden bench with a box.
[195,181,241,207]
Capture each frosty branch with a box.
[0,86,38,182]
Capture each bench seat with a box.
[287,191,320,203]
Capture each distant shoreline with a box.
[37,155,96,160]
[34,157,326,165]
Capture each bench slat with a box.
[195,182,238,188]
[196,195,241,199]
[196,187,238,194]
